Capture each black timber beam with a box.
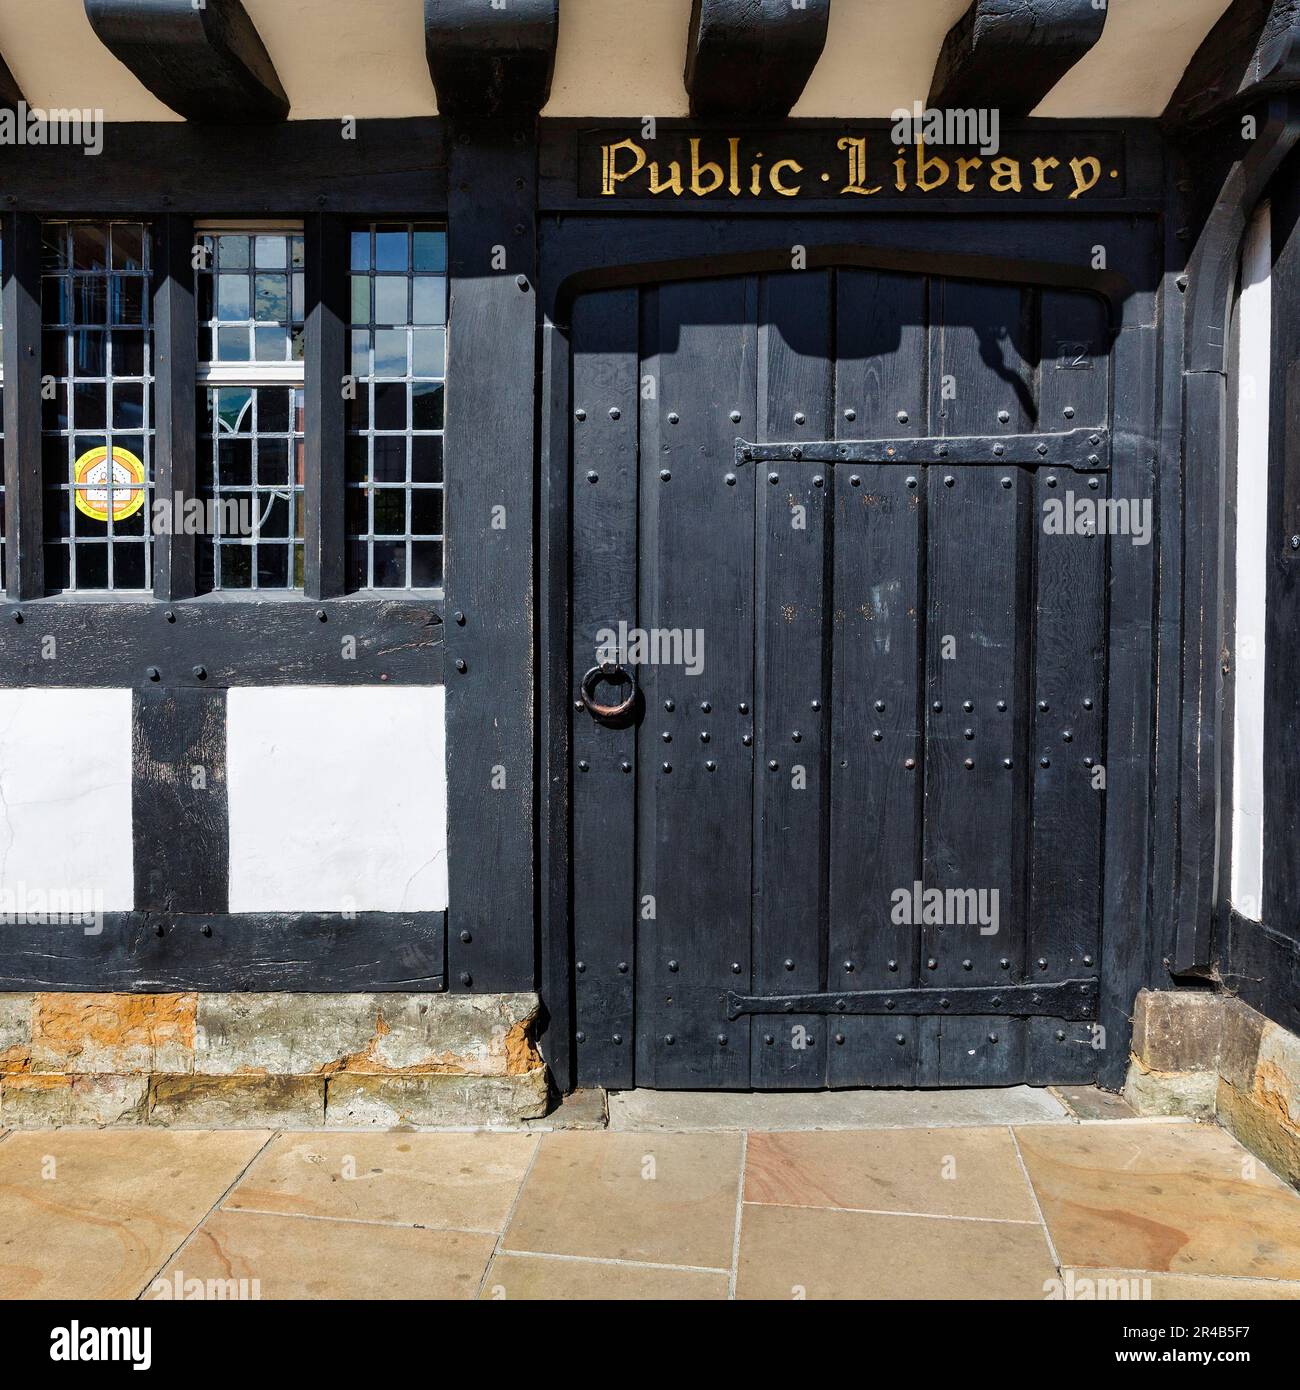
[928,0,1107,120]
[0,52,24,112]
[1165,0,1300,126]
[442,121,539,992]
[84,0,289,124]
[684,0,831,120]
[425,0,559,117]
[2,213,44,601]
[0,912,446,991]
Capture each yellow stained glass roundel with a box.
[73,446,146,523]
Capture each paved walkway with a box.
[2,1093,1300,1300]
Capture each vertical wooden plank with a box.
[570,288,639,1088]
[539,312,574,1089]
[926,278,1034,1085]
[132,688,229,912]
[1025,289,1110,1083]
[303,212,348,601]
[751,269,832,1088]
[828,465,928,1085]
[153,214,197,601]
[751,466,830,1085]
[635,275,756,1088]
[828,269,928,1086]
[1098,311,1161,1089]
[1264,165,1300,934]
[444,120,538,992]
[3,212,43,600]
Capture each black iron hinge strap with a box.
[725,978,1098,1021]
[737,427,1110,471]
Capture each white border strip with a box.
[1231,203,1272,921]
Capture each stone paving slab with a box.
[157,1209,495,1300]
[607,1085,1070,1131]
[744,1126,1041,1220]
[3,1116,1299,1300]
[224,1131,537,1231]
[502,1130,743,1270]
[0,1129,271,1300]
[735,1204,1058,1300]
[1014,1122,1300,1281]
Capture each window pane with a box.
[255,234,287,269]
[413,229,447,273]
[218,275,251,322]
[254,274,288,322]
[346,221,447,589]
[373,329,407,377]
[374,228,408,271]
[42,221,154,592]
[111,224,146,272]
[219,235,250,268]
[374,277,407,324]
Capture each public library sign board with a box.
[578,129,1126,202]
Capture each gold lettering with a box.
[956,156,983,192]
[1032,156,1060,192]
[1068,156,1102,200]
[837,136,881,196]
[915,139,949,193]
[990,157,1022,193]
[602,139,646,196]
[769,158,803,197]
[690,138,725,196]
[602,134,1111,204]
[648,160,683,196]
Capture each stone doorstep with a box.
[1125,989,1300,1189]
[1123,1057,1218,1120]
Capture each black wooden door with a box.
[570,267,1113,1089]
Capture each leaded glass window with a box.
[195,225,305,590]
[41,221,153,592]
[196,226,304,366]
[347,223,446,589]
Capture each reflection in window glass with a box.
[41,221,153,592]
[196,230,304,364]
[347,223,446,589]
[197,386,305,591]
[195,228,305,590]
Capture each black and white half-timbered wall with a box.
[0,0,1296,1123]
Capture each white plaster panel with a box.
[1231,204,1271,921]
[0,688,134,911]
[227,686,448,913]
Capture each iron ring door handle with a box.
[580,661,637,721]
